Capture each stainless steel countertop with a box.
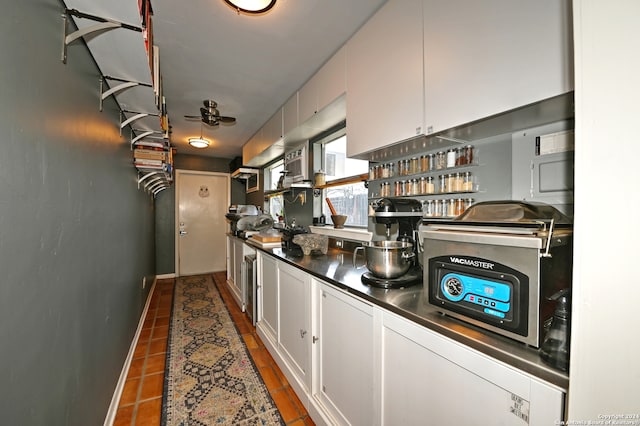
[246,240,569,391]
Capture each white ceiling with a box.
[150,0,387,159]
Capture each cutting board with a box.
[252,234,281,243]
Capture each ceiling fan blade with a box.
[184,115,201,119]
[218,116,236,123]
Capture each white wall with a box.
[570,0,640,419]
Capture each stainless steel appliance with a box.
[364,197,423,288]
[225,205,260,236]
[284,143,308,183]
[243,253,257,325]
[423,201,573,347]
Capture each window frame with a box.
[313,125,369,228]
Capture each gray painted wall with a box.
[0,1,155,424]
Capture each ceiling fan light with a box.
[223,0,276,14]
[188,137,210,149]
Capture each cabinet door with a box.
[264,108,283,144]
[381,312,564,426]
[258,253,278,342]
[423,0,573,135]
[346,0,424,157]
[314,283,375,426]
[315,45,346,113]
[230,239,244,310]
[298,75,318,125]
[283,92,298,137]
[278,262,311,391]
[226,236,233,283]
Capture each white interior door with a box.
[176,170,229,276]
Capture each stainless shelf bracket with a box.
[61,9,142,64]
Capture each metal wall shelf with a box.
[61,0,173,196]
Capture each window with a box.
[266,160,284,191]
[264,160,284,221]
[322,134,368,180]
[315,126,369,227]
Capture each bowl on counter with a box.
[331,214,348,229]
[353,240,415,279]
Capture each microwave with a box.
[284,144,308,183]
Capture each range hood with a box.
[231,167,259,180]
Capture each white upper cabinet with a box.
[423,0,574,135]
[316,45,347,116]
[283,92,298,137]
[346,0,425,158]
[263,108,283,145]
[299,45,347,125]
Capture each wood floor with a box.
[113,272,314,426]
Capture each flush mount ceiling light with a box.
[223,0,276,14]
[188,137,210,148]
[188,124,211,148]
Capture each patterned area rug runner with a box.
[162,274,284,425]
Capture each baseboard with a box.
[156,273,176,279]
[103,277,158,426]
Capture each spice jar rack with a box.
[368,145,479,199]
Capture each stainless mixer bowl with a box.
[353,240,415,279]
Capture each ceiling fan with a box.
[184,100,236,126]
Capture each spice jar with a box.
[462,171,473,192]
[446,149,457,168]
[455,198,465,216]
[452,172,462,192]
[419,176,427,194]
[447,199,456,217]
[420,155,429,173]
[380,181,390,197]
[445,173,455,192]
[428,153,435,171]
[464,145,474,165]
[455,147,464,166]
[394,181,403,197]
[433,199,443,217]
[404,179,412,196]
[438,175,447,193]
[425,176,435,194]
[436,151,446,170]
[410,157,419,174]
[411,178,420,195]
[387,162,395,178]
[423,199,435,217]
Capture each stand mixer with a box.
[364,198,424,288]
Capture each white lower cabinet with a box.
[278,262,312,393]
[311,282,376,426]
[381,312,565,426]
[226,236,251,311]
[256,255,565,426]
[257,252,278,343]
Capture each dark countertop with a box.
[246,239,569,391]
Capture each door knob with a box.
[179,230,188,236]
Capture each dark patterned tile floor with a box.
[113,272,314,426]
